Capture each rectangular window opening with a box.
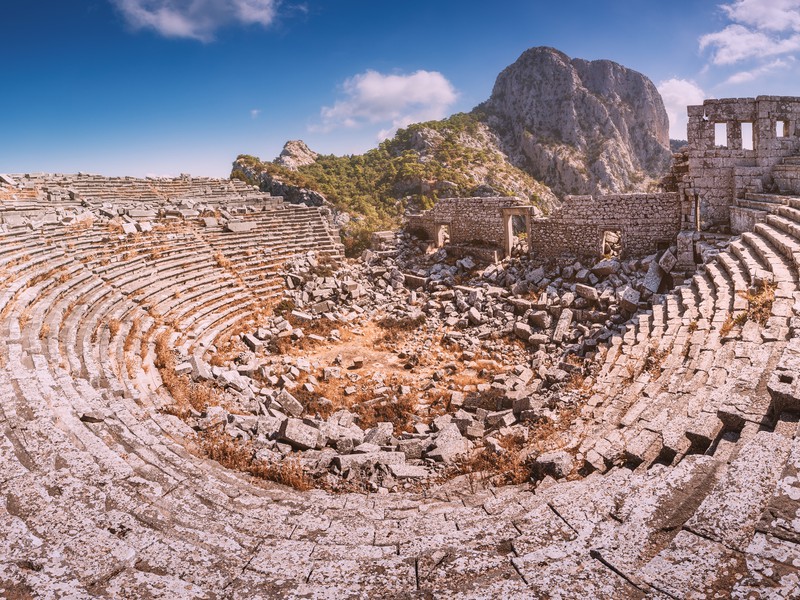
[602,230,622,258]
[741,122,754,150]
[776,120,788,137]
[714,123,728,148]
[435,224,450,247]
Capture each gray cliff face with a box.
[275,140,318,170]
[483,47,671,197]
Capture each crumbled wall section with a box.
[676,95,800,230]
[407,196,526,245]
[529,193,680,258]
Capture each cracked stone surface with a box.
[1,172,800,597]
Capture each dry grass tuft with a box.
[736,281,776,327]
[124,317,140,353]
[125,356,136,378]
[213,251,232,269]
[454,433,532,486]
[253,458,313,491]
[564,372,589,393]
[302,255,338,281]
[39,323,51,340]
[623,363,636,384]
[720,312,735,337]
[352,394,417,434]
[272,298,296,317]
[199,427,312,491]
[643,342,669,380]
[375,314,427,347]
[208,332,246,367]
[292,374,419,435]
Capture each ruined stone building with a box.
[670,96,800,233]
[409,96,800,265]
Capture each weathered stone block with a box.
[552,308,573,343]
[620,286,641,313]
[226,221,256,233]
[278,418,319,450]
[575,283,599,302]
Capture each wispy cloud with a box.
[721,0,800,32]
[657,78,707,140]
[112,0,279,41]
[312,70,458,141]
[724,57,794,84]
[700,0,800,65]
[250,109,262,119]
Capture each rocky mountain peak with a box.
[483,46,671,197]
[275,140,318,170]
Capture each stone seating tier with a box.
[1,173,799,596]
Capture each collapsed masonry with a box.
[408,96,800,268]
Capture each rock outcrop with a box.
[482,46,671,197]
[232,159,330,208]
[386,118,559,209]
[275,140,318,170]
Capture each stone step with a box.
[738,234,780,284]
[704,262,733,313]
[775,203,800,228]
[765,212,800,245]
[757,426,800,544]
[715,252,749,299]
[735,197,783,214]
[752,223,800,273]
[684,424,794,552]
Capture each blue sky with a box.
[2,0,800,177]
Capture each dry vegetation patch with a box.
[736,281,776,326]
[453,432,532,487]
[199,427,312,491]
[643,342,669,380]
[720,312,735,337]
[375,314,427,347]
[155,330,314,491]
[155,330,223,417]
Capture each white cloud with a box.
[700,24,800,65]
[250,109,262,119]
[700,0,800,64]
[724,57,794,84]
[112,0,279,41]
[232,0,277,26]
[721,0,800,32]
[314,70,458,140]
[657,78,707,140]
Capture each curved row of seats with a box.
[571,191,799,476]
[1,180,800,596]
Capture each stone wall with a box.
[529,193,680,259]
[675,96,800,230]
[406,96,800,262]
[407,196,527,246]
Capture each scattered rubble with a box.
[178,231,686,491]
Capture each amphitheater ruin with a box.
[1,96,800,598]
